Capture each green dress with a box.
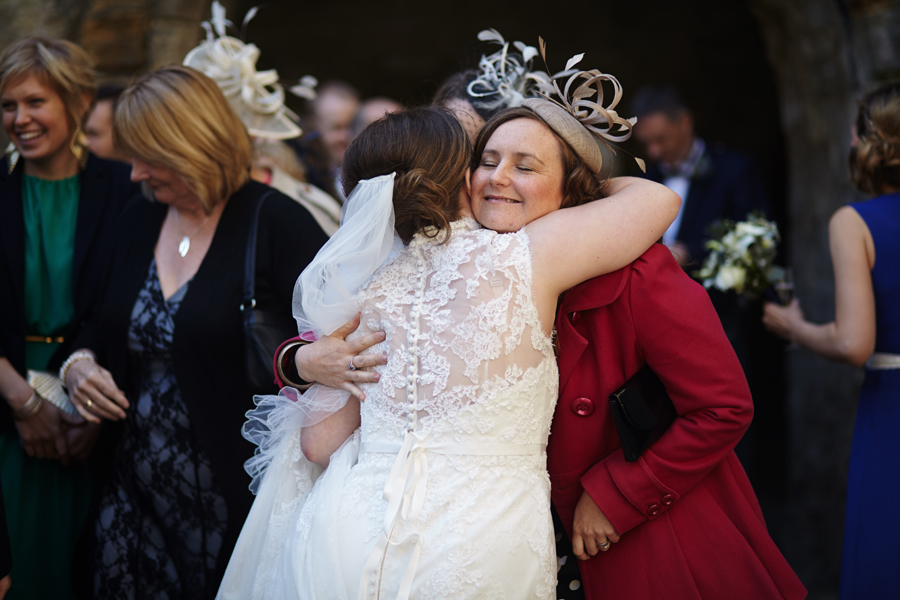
[0,174,93,599]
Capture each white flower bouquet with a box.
[694,213,784,300]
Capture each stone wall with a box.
[80,0,215,78]
[0,0,91,50]
[0,0,223,81]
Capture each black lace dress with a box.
[93,261,228,600]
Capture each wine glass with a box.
[773,267,800,350]
[774,267,794,306]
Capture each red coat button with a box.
[661,494,674,506]
[647,504,661,517]
[572,397,594,417]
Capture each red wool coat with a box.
[549,244,806,599]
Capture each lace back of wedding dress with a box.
[354,219,557,446]
[218,219,560,600]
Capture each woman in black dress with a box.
[62,66,328,599]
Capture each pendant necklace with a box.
[172,207,212,258]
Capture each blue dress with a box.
[840,192,900,599]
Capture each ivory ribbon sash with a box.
[356,435,546,600]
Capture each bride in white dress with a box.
[217,100,679,599]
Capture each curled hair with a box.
[252,138,307,182]
[0,36,96,135]
[473,107,605,209]
[851,81,900,194]
[115,66,251,212]
[342,106,472,244]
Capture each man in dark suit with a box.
[631,85,770,270]
[631,86,784,496]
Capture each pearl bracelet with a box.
[58,351,96,386]
[13,390,43,421]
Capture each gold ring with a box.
[598,539,610,550]
[85,398,93,409]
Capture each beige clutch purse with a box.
[26,370,78,416]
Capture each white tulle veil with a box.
[242,172,401,493]
[292,172,402,337]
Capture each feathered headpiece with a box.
[523,38,645,174]
[465,29,557,117]
[183,2,317,140]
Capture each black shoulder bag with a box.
[241,191,299,393]
[608,366,677,462]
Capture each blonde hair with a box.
[252,138,307,182]
[115,66,251,212]
[851,82,900,194]
[0,36,96,136]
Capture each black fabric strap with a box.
[241,190,276,311]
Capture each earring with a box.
[5,142,19,174]
[69,126,88,169]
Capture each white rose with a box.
[715,265,747,292]
[735,222,767,238]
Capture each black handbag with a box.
[241,191,298,393]
[608,366,677,462]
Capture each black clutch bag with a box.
[608,366,677,462]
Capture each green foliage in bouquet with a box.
[694,212,784,300]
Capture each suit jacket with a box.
[72,180,328,579]
[646,142,770,266]
[0,154,137,434]
[549,244,805,599]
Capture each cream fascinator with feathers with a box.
[523,38,645,175]
[184,1,317,140]
[465,29,559,115]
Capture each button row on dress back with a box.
[405,247,427,432]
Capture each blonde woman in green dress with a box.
[0,37,136,598]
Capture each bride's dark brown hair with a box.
[342,106,473,244]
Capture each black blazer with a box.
[0,477,9,579]
[73,180,328,576]
[645,143,771,265]
[0,154,137,434]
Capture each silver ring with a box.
[598,539,610,550]
[349,357,356,371]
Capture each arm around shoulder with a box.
[528,177,680,299]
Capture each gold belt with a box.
[25,335,64,344]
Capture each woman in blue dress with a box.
[764,81,900,599]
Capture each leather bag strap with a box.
[241,190,276,311]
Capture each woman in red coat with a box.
[551,241,805,599]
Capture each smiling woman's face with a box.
[470,117,566,233]
[1,74,73,168]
